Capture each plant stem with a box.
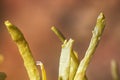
[36,61,47,80]
[4,21,40,80]
[59,39,74,80]
[74,12,105,80]
[51,26,65,43]
[51,26,79,80]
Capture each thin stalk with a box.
[4,21,40,80]
[74,12,105,80]
[51,26,65,43]
[36,61,47,80]
[51,26,79,80]
[51,26,78,62]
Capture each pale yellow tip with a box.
[4,20,12,28]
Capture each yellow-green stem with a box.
[74,12,105,80]
[51,26,65,43]
[36,61,47,80]
[51,26,79,80]
[4,21,40,80]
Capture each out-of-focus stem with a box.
[74,12,105,80]
[111,60,119,80]
[4,21,40,80]
[51,26,78,62]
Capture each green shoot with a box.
[59,39,74,80]
[51,26,65,43]
[51,26,79,80]
[4,21,40,80]
[74,12,105,80]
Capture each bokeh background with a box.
[0,0,120,80]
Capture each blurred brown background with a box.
[0,0,120,80]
